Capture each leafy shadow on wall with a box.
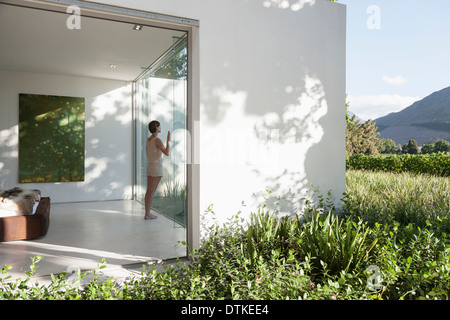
[198,0,345,216]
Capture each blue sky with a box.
[338,0,450,120]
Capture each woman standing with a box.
[145,120,170,220]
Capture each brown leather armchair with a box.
[0,197,50,242]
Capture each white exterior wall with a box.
[0,70,133,202]
[0,0,346,230]
[92,0,346,221]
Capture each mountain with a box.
[347,111,364,122]
[375,86,450,146]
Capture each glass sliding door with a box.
[134,33,188,228]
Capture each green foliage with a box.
[2,170,450,300]
[344,169,450,232]
[422,139,450,154]
[377,138,402,154]
[346,115,380,156]
[421,143,435,154]
[0,257,118,300]
[347,153,450,176]
[403,139,419,154]
[363,221,450,300]
[299,209,378,276]
[435,139,450,153]
[344,170,450,299]
[150,34,187,80]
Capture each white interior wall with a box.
[0,69,133,202]
[89,0,347,222]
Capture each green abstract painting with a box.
[19,93,85,183]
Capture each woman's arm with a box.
[155,132,170,156]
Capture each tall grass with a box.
[344,169,450,233]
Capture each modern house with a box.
[0,0,346,271]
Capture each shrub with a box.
[298,209,378,276]
[366,222,450,300]
[346,153,450,176]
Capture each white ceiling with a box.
[0,4,186,81]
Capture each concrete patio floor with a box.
[0,200,187,283]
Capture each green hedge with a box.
[346,153,450,177]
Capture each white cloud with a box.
[347,94,420,120]
[382,75,408,86]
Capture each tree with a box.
[346,114,380,156]
[377,138,402,154]
[402,139,419,154]
[434,139,450,153]
[421,143,435,154]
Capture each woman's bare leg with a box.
[145,176,162,220]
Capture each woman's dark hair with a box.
[148,120,160,133]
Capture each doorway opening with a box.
[0,1,198,276]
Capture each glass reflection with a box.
[134,34,188,228]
